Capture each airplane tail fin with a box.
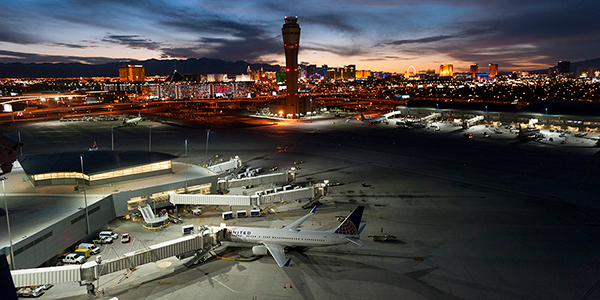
[360,113,365,121]
[334,206,364,236]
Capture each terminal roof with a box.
[19,151,177,175]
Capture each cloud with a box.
[52,43,90,49]
[102,35,162,51]
[0,50,125,64]
[386,35,454,46]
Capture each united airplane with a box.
[222,206,365,267]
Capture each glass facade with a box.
[32,161,171,183]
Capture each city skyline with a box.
[1,0,599,73]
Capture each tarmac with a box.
[2,116,600,299]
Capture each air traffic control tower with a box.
[282,16,301,117]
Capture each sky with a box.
[0,0,599,73]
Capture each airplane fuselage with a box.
[226,226,356,248]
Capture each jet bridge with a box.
[421,112,441,121]
[171,185,320,206]
[462,115,484,128]
[10,229,220,291]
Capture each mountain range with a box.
[527,58,600,74]
[1,57,599,78]
[0,58,280,78]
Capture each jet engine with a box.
[252,245,268,256]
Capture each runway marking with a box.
[212,277,237,293]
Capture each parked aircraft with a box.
[123,112,142,126]
[221,206,366,267]
[360,113,388,124]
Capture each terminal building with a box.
[1,151,220,269]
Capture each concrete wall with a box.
[1,197,115,269]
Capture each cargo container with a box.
[236,210,247,218]
[182,225,194,235]
[222,211,233,220]
[250,209,261,217]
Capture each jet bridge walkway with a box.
[10,230,221,290]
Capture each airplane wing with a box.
[282,205,317,231]
[263,243,291,267]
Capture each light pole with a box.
[205,130,211,158]
[184,139,188,193]
[2,177,15,270]
[485,105,488,121]
[545,108,548,125]
[149,126,152,152]
[80,154,90,236]
[17,132,23,156]
[111,126,114,151]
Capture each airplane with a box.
[517,127,541,138]
[220,205,366,267]
[359,113,388,125]
[123,112,142,126]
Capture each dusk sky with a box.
[1,0,599,73]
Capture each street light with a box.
[79,154,90,236]
[545,108,549,125]
[2,177,15,269]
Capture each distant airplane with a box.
[517,127,541,138]
[221,206,366,267]
[359,113,388,124]
[517,119,542,138]
[123,112,142,126]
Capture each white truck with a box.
[78,243,101,255]
[99,231,118,240]
[62,253,86,264]
[92,236,113,244]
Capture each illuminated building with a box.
[282,16,301,116]
[344,65,356,80]
[355,70,371,79]
[488,63,498,77]
[470,64,479,78]
[119,65,145,82]
[439,63,453,77]
[558,61,571,74]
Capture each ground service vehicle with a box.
[62,253,86,264]
[74,248,90,258]
[121,233,130,243]
[99,231,118,240]
[78,243,100,254]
